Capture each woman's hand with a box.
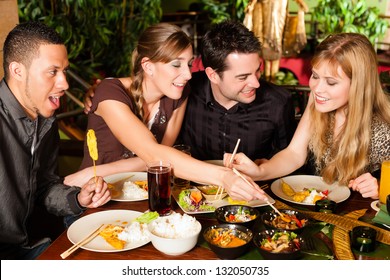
[78,176,111,208]
[348,172,379,199]
[83,79,101,114]
[223,152,262,179]
[221,168,268,201]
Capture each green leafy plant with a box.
[18,0,162,82]
[18,0,162,115]
[312,0,388,45]
[200,0,249,24]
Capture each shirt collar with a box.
[0,79,28,120]
[205,81,252,112]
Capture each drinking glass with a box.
[147,160,172,216]
[379,161,390,205]
[172,144,191,189]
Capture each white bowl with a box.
[197,185,227,201]
[147,214,202,256]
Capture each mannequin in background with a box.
[244,0,308,81]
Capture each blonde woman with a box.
[66,23,266,202]
[226,33,390,199]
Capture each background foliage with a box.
[312,0,388,45]
[200,0,249,24]
[18,0,162,83]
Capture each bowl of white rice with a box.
[147,212,201,256]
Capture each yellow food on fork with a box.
[86,129,98,182]
[87,129,98,161]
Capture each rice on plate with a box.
[123,181,148,199]
[118,221,150,244]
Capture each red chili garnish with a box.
[291,216,303,228]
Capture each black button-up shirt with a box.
[178,71,296,160]
[0,79,83,248]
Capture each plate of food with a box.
[67,210,152,253]
[104,172,148,202]
[172,187,275,214]
[271,175,351,206]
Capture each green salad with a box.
[178,190,215,211]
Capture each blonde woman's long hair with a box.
[309,33,390,185]
[129,23,192,120]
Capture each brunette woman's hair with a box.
[130,23,192,120]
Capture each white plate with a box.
[271,175,351,206]
[172,187,275,214]
[104,172,147,202]
[67,210,150,253]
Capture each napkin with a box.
[372,205,390,226]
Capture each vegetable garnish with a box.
[135,211,159,224]
[178,190,215,211]
[87,129,98,182]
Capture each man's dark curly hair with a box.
[200,20,261,75]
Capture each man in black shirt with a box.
[0,21,111,259]
[177,21,296,160]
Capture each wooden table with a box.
[38,184,387,260]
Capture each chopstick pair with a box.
[60,224,106,259]
[232,168,286,219]
[214,139,241,200]
[214,186,224,200]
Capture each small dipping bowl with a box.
[315,199,336,213]
[351,226,377,253]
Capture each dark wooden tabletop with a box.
[37,182,387,260]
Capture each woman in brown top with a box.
[65,23,267,202]
[228,33,390,199]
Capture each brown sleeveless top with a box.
[79,78,189,169]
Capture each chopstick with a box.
[60,224,105,259]
[215,186,224,200]
[259,184,269,190]
[214,138,241,200]
[228,138,241,166]
[232,168,287,218]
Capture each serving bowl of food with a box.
[253,229,304,260]
[147,213,201,256]
[215,205,259,229]
[260,209,309,233]
[203,224,253,259]
[196,185,228,201]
